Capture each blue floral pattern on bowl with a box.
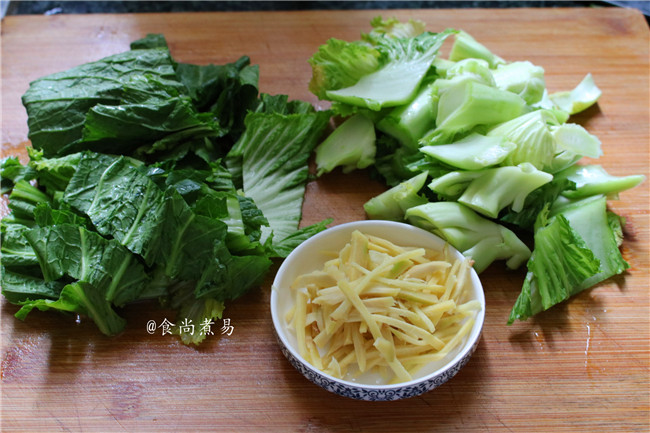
[274,328,482,401]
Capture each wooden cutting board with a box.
[1,8,648,432]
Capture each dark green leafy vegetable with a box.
[0,157,36,194]
[1,223,40,267]
[24,224,149,306]
[0,266,64,304]
[1,34,331,344]
[22,48,185,156]
[16,282,128,337]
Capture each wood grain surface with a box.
[1,8,649,432]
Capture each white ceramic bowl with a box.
[270,220,485,401]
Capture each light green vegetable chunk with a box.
[551,123,602,159]
[487,109,561,170]
[507,208,601,324]
[509,195,630,323]
[315,114,376,176]
[363,172,429,221]
[429,163,553,219]
[549,73,601,115]
[556,164,646,200]
[444,58,495,87]
[365,16,426,39]
[376,82,438,149]
[458,164,552,218]
[308,39,381,101]
[435,80,526,134]
[552,195,630,290]
[406,202,531,273]
[493,61,546,105]
[420,133,516,170]
[325,30,455,110]
[448,30,505,68]
[426,170,482,201]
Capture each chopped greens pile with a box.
[308,17,645,323]
[1,20,645,344]
[0,34,331,344]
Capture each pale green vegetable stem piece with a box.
[435,80,526,133]
[448,30,505,68]
[363,171,429,221]
[315,114,376,176]
[420,133,516,170]
[493,61,546,105]
[325,30,455,110]
[549,73,602,115]
[429,163,553,219]
[457,163,553,218]
[376,82,438,149]
[487,109,560,170]
[556,165,646,200]
[405,202,531,273]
